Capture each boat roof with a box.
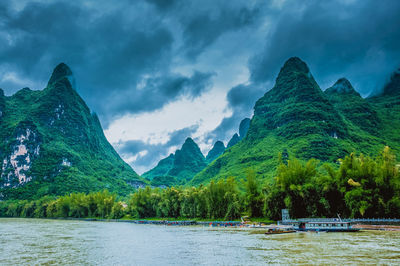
[306,221,350,224]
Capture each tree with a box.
[245,170,264,217]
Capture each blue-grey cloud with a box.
[206,83,266,142]
[144,0,177,11]
[180,4,261,59]
[118,125,200,174]
[249,0,400,96]
[207,0,400,145]
[103,71,215,124]
[1,0,400,173]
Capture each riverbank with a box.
[12,216,247,227]
[4,216,400,231]
[353,224,400,231]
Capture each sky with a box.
[1,0,400,174]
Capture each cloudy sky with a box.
[1,0,400,174]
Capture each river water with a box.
[1,218,400,265]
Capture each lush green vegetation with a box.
[143,138,207,182]
[190,57,400,186]
[265,146,400,220]
[0,63,145,200]
[0,190,123,219]
[2,147,398,220]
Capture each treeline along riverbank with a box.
[0,147,399,221]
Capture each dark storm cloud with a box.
[105,71,214,122]
[145,0,177,11]
[207,0,400,142]
[249,0,400,96]
[118,125,199,174]
[1,0,400,173]
[181,4,261,59]
[0,0,204,120]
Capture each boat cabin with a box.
[301,221,355,232]
[284,220,358,232]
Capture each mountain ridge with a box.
[0,63,145,199]
[189,57,394,185]
[143,137,207,183]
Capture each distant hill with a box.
[143,138,207,184]
[190,57,396,185]
[0,63,145,199]
[144,117,251,186]
[206,141,225,164]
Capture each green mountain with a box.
[190,57,391,185]
[380,68,400,96]
[325,78,380,135]
[366,68,400,148]
[227,133,240,148]
[0,63,145,199]
[142,153,175,180]
[226,118,251,149]
[143,137,207,183]
[239,118,250,139]
[206,141,225,163]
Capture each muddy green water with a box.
[1,218,400,265]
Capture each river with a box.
[1,218,400,265]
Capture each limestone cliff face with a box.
[1,122,41,188]
[0,63,144,199]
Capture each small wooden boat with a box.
[264,225,296,235]
[265,228,296,235]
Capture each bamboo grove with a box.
[1,147,399,220]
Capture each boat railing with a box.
[281,218,400,223]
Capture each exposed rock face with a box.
[227,133,240,148]
[0,63,143,199]
[1,122,41,188]
[206,141,225,163]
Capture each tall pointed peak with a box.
[181,137,202,153]
[279,57,310,77]
[227,133,240,148]
[183,137,196,145]
[206,140,225,163]
[47,63,75,89]
[270,56,319,97]
[213,140,225,149]
[325,78,360,96]
[239,118,251,139]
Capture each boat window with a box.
[319,224,321,226]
